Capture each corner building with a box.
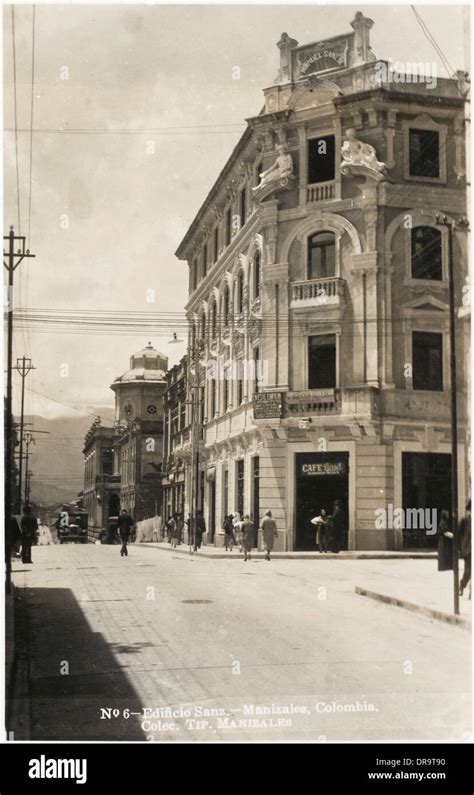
[175,12,468,551]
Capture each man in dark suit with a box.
[117,509,134,557]
[20,505,38,564]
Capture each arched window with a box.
[237,270,244,314]
[307,231,336,279]
[254,251,261,299]
[411,226,442,280]
[210,299,217,339]
[223,286,230,327]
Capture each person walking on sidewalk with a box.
[195,510,206,550]
[329,500,345,553]
[459,500,471,597]
[261,511,278,560]
[437,509,453,571]
[241,515,254,561]
[311,509,329,553]
[168,513,179,548]
[118,509,134,557]
[233,511,243,551]
[223,515,235,551]
[20,505,38,564]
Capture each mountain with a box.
[17,410,115,508]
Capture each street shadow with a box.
[8,587,148,741]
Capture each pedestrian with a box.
[311,509,329,553]
[261,510,277,560]
[176,513,184,545]
[241,515,254,561]
[118,509,134,557]
[195,510,206,550]
[233,511,243,551]
[459,500,471,597]
[437,509,453,571]
[329,499,345,553]
[20,505,38,564]
[223,515,235,551]
[169,513,180,548]
[185,514,193,547]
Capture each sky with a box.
[3,2,469,421]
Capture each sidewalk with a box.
[138,540,437,560]
[138,541,471,627]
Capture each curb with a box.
[138,543,437,561]
[355,586,471,628]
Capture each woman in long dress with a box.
[241,515,254,562]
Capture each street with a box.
[9,543,471,743]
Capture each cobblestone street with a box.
[8,543,471,743]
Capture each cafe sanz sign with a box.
[299,461,346,477]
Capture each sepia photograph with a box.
[2,0,472,765]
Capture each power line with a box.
[5,126,245,136]
[11,7,21,233]
[410,5,466,97]
[12,379,115,422]
[27,5,36,248]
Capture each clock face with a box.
[124,403,134,419]
[147,404,157,415]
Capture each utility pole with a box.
[3,226,35,593]
[14,356,35,512]
[435,215,469,616]
[23,432,34,507]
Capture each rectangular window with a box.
[237,370,243,405]
[223,374,229,411]
[308,135,335,184]
[409,129,439,178]
[411,227,442,280]
[209,378,216,418]
[179,400,186,430]
[213,227,219,263]
[236,459,244,517]
[308,334,336,389]
[202,244,208,278]
[223,468,229,518]
[412,331,443,391]
[254,347,260,394]
[191,259,197,291]
[308,232,336,279]
[225,208,232,246]
[239,187,246,228]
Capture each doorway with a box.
[295,452,349,551]
[402,452,451,548]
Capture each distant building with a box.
[82,418,120,540]
[175,12,469,551]
[161,356,188,524]
[83,343,169,531]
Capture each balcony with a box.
[286,388,341,415]
[252,386,379,424]
[307,180,335,203]
[290,277,345,320]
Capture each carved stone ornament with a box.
[252,144,296,201]
[341,128,388,180]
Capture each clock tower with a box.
[110,342,169,520]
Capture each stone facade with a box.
[175,13,469,551]
[83,343,169,532]
[162,356,188,525]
